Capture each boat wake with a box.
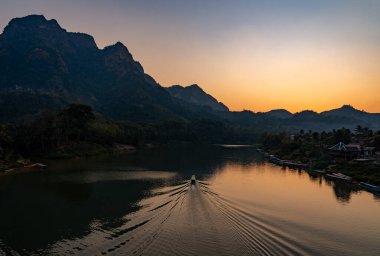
[46,179,317,256]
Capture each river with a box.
[0,145,379,255]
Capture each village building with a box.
[327,142,376,159]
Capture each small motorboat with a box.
[309,169,326,174]
[191,175,196,185]
[359,182,380,193]
[283,161,308,169]
[268,155,284,165]
[4,168,14,173]
[24,163,47,169]
[24,163,37,168]
[325,173,352,183]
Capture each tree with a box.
[0,125,13,158]
[334,128,351,144]
[374,136,380,151]
[0,125,13,148]
[355,125,363,134]
[59,104,95,141]
[60,104,95,122]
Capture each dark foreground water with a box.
[0,145,379,255]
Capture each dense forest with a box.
[2,104,380,173]
[0,104,261,170]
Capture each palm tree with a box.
[355,125,363,134]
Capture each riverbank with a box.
[0,142,137,172]
[46,142,137,159]
[258,151,380,199]
[259,148,380,185]
[330,162,380,185]
[260,128,380,185]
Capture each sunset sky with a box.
[1,0,380,113]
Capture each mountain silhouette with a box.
[0,15,216,122]
[167,84,228,112]
[0,15,379,131]
[265,109,292,119]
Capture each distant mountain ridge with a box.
[321,105,374,119]
[0,15,379,132]
[265,109,292,119]
[166,84,229,112]
[281,106,380,131]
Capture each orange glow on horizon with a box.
[144,31,380,113]
[1,0,379,113]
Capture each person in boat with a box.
[191,175,196,185]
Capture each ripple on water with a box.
[44,180,322,256]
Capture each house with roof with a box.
[328,142,375,158]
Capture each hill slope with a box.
[0,15,215,122]
[166,84,228,112]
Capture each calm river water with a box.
[0,145,379,255]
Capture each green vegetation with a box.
[0,104,260,171]
[261,126,380,184]
[2,101,379,186]
[331,162,380,186]
[261,128,352,163]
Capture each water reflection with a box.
[305,171,362,204]
[327,180,361,203]
[0,145,379,255]
[0,176,166,254]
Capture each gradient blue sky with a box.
[1,0,380,112]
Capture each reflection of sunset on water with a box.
[1,146,378,255]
